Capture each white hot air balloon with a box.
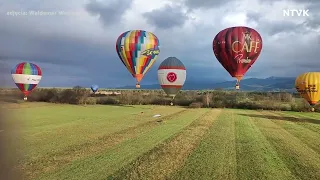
[158,57,186,105]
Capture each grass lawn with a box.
[1,102,320,180]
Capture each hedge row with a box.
[0,86,317,112]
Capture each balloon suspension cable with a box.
[235,80,240,90]
[170,96,175,106]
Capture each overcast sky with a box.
[0,0,319,87]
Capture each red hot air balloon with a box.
[213,26,263,90]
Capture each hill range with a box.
[118,76,296,92]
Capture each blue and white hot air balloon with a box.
[90,84,99,93]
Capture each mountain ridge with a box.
[117,76,296,91]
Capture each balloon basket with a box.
[311,107,315,112]
[136,84,140,88]
[170,102,173,106]
[23,97,27,101]
[235,85,240,90]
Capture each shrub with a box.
[189,102,203,108]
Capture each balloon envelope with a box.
[158,57,186,98]
[213,26,262,86]
[11,62,42,97]
[116,30,160,88]
[295,72,320,105]
[91,84,99,93]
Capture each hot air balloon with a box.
[158,57,186,105]
[116,30,160,88]
[91,84,99,93]
[213,26,263,90]
[11,62,42,100]
[295,72,320,112]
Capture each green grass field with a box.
[2,103,320,180]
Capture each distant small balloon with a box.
[11,62,42,100]
[91,84,99,93]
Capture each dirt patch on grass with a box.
[110,109,222,180]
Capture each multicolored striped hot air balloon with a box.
[158,57,186,105]
[11,62,42,100]
[116,30,160,88]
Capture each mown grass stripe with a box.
[171,109,237,180]
[110,109,222,180]
[251,111,320,179]
[281,110,320,119]
[21,109,188,180]
[234,109,295,179]
[21,105,184,159]
[275,111,320,133]
[38,109,208,180]
[261,111,320,154]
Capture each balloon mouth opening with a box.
[135,74,143,82]
[235,76,243,81]
[309,101,318,105]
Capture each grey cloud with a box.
[85,0,133,26]
[261,21,304,36]
[184,0,234,9]
[1,0,80,13]
[143,5,189,29]
[303,14,320,29]
[0,20,132,87]
[0,0,137,87]
[246,4,320,35]
[246,12,313,36]
[246,12,261,22]
[249,35,320,78]
[232,0,320,78]
[0,28,95,66]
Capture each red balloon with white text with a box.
[212,26,263,89]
